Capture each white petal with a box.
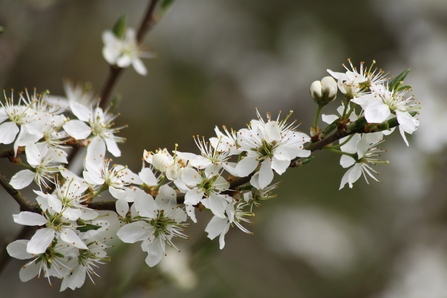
[132,58,147,75]
[63,120,92,139]
[340,155,356,168]
[0,122,19,144]
[181,168,201,186]
[104,136,121,157]
[396,110,417,134]
[6,240,32,260]
[117,221,150,243]
[202,194,227,218]
[144,237,164,267]
[63,208,82,221]
[117,55,132,68]
[185,204,197,223]
[134,192,157,218]
[364,102,390,123]
[9,169,35,189]
[321,114,338,124]
[13,211,47,226]
[24,142,43,166]
[70,101,92,122]
[253,159,274,189]
[27,228,55,254]
[115,198,129,217]
[86,137,106,162]
[60,228,88,249]
[139,168,158,186]
[184,189,204,205]
[271,158,290,175]
[263,121,281,143]
[233,157,258,177]
[83,170,104,185]
[60,266,86,291]
[19,262,40,282]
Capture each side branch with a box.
[0,174,38,212]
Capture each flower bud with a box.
[310,76,338,106]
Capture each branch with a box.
[0,174,38,212]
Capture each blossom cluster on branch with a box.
[1,3,420,292]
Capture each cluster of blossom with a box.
[3,22,420,292]
[3,91,310,290]
[311,60,420,189]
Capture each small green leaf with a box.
[322,118,338,136]
[160,0,176,10]
[0,26,4,34]
[347,116,368,132]
[397,84,412,92]
[77,224,102,232]
[112,15,127,38]
[389,68,410,91]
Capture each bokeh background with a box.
[1,0,447,297]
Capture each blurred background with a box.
[0,0,447,297]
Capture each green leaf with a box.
[347,116,368,132]
[0,26,4,34]
[322,118,338,136]
[160,0,176,10]
[389,68,410,91]
[397,84,412,92]
[112,15,127,38]
[77,224,102,232]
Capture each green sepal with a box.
[77,223,102,232]
[388,68,410,91]
[0,26,4,34]
[112,15,127,38]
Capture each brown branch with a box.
[0,174,38,212]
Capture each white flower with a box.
[35,178,98,221]
[144,148,196,180]
[352,83,420,146]
[209,125,241,155]
[0,91,47,154]
[10,142,67,189]
[63,102,124,157]
[235,111,310,189]
[83,139,142,216]
[60,238,110,291]
[190,135,233,174]
[102,28,154,75]
[7,238,78,285]
[177,167,230,206]
[205,201,253,249]
[339,133,387,189]
[117,185,188,267]
[327,60,387,98]
[12,211,87,254]
[47,80,97,111]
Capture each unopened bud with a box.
[310,76,338,106]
